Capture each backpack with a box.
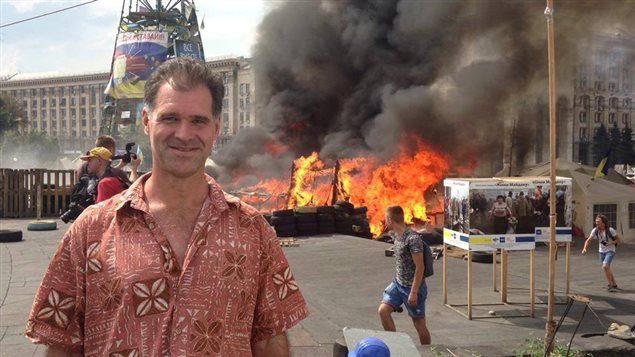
[410,232,434,278]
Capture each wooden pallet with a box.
[279,238,299,247]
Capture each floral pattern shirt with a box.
[25,173,309,356]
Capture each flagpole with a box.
[544,0,558,355]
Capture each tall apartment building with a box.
[567,32,634,164]
[0,72,110,153]
[0,56,256,154]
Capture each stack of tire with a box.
[333,200,353,235]
[294,206,318,236]
[350,206,372,239]
[316,205,336,234]
[269,209,296,237]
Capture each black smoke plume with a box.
[214,0,635,182]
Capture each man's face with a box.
[87,157,103,175]
[384,211,393,230]
[142,82,220,179]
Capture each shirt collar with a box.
[115,172,238,214]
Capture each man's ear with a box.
[142,107,151,135]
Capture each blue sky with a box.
[0,0,267,76]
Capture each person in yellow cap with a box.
[80,147,128,203]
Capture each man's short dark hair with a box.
[144,57,224,118]
[386,205,405,224]
[96,135,116,149]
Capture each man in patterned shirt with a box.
[378,205,431,345]
[25,57,309,356]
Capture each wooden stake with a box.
[545,0,558,353]
[501,249,508,303]
[468,250,472,320]
[530,249,535,318]
[493,249,497,292]
[443,243,448,304]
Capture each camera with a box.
[111,142,138,164]
[60,176,98,223]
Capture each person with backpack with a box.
[378,205,432,345]
[80,147,129,203]
[582,214,622,292]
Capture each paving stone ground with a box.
[1,218,634,356]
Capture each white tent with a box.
[518,159,635,242]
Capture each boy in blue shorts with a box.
[378,205,431,345]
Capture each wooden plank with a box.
[467,250,472,320]
[443,243,447,305]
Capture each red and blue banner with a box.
[105,31,168,99]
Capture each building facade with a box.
[569,33,634,165]
[0,56,256,155]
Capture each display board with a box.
[443,177,572,250]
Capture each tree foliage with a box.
[591,123,610,165]
[0,95,25,136]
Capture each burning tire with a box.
[297,222,319,232]
[334,201,354,214]
[272,209,294,217]
[274,223,296,237]
[0,229,23,243]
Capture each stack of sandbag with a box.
[269,209,296,237]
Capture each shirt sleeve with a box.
[96,177,125,203]
[25,218,87,353]
[407,232,424,254]
[251,215,309,343]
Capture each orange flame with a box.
[227,137,450,237]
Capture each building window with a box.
[245,83,250,95]
[90,108,96,117]
[71,86,77,95]
[71,97,76,106]
[629,203,635,229]
[595,96,604,110]
[91,87,97,104]
[623,113,630,124]
[608,82,616,91]
[624,98,632,109]
[40,88,46,95]
[594,112,601,123]
[239,99,244,110]
[91,119,97,126]
[42,99,47,107]
[50,110,56,119]
[239,112,244,122]
[31,89,37,96]
[80,97,86,106]
[245,97,250,111]
[49,87,55,95]
[32,99,37,107]
[60,98,66,106]
[51,98,56,107]
[594,81,602,90]
[609,97,618,109]
[61,121,66,128]
[579,127,587,138]
[61,109,66,118]
[60,87,65,96]
[224,87,229,96]
[240,83,245,95]
[81,119,87,127]
[41,110,47,119]
[223,113,229,124]
[80,108,86,118]
[31,110,37,118]
[71,109,76,119]
[608,112,616,123]
[51,120,57,127]
[222,99,228,111]
[593,204,617,229]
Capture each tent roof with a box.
[519,158,633,186]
